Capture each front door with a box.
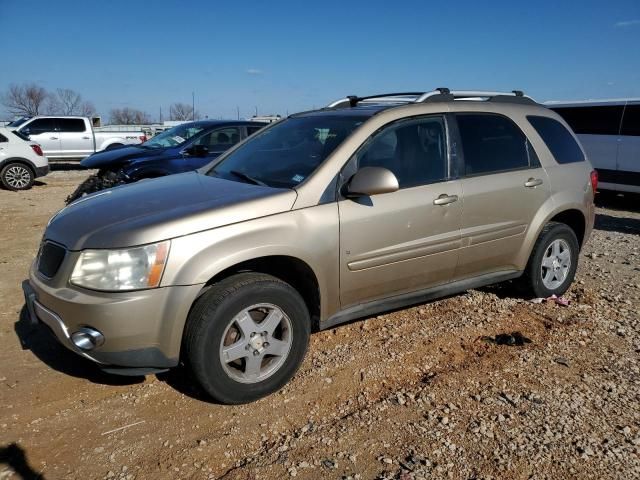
[338,115,463,307]
[20,118,61,157]
[453,113,551,278]
[185,127,242,171]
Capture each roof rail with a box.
[327,88,536,108]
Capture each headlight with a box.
[70,241,170,291]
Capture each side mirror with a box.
[184,145,209,157]
[346,167,399,197]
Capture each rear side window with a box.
[456,114,536,176]
[0,133,7,142]
[551,106,623,135]
[527,116,585,164]
[621,105,640,136]
[58,118,86,132]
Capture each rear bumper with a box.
[23,270,203,373]
[34,165,49,178]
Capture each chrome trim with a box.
[33,300,104,363]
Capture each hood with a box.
[81,145,166,169]
[46,172,297,250]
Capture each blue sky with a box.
[1,0,639,121]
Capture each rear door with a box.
[338,115,463,307]
[617,103,640,191]
[453,113,551,279]
[57,118,93,158]
[20,118,61,156]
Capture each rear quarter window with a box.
[528,116,585,164]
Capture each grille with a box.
[37,241,66,278]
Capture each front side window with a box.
[528,116,585,164]
[352,116,448,188]
[551,106,624,135]
[23,118,57,135]
[208,115,366,188]
[193,127,241,151]
[621,104,640,136]
[247,125,263,136]
[456,113,535,176]
[142,123,207,148]
[57,118,86,132]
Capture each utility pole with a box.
[254,106,258,118]
[159,106,162,123]
[192,92,195,121]
[236,106,240,120]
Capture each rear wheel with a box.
[518,222,579,298]
[1,162,34,190]
[184,273,310,404]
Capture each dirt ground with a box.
[1,169,639,480]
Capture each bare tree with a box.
[169,102,200,121]
[109,107,150,125]
[45,88,97,116]
[2,83,48,117]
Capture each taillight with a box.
[31,144,43,156]
[139,135,147,143]
[590,170,598,195]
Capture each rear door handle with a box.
[524,178,543,188]
[50,136,58,140]
[433,194,459,206]
[82,136,91,140]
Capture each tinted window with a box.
[456,114,534,176]
[355,116,448,188]
[528,116,585,164]
[193,127,241,151]
[209,115,365,188]
[11,130,30,141]
[58,118,86,132]
[23,118,57,135]
[621,104,640,136]
[551,106,623,135]
[247,126,263,135]
[0,133,7,142]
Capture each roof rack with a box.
[327,88,537,108]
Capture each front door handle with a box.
[433,194,459,206]
[82,136,91,140]
[50,136,58,140]
[524,178,543,188]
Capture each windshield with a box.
[208,115,365,188]
[7,117,30,128]
[142,123,206,148]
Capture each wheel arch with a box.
[0,157,37,174]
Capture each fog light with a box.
[71,327,105,351]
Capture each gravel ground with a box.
[0,170,638,480]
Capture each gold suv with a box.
[24,89,596,403]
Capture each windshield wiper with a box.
[229,170,268,187]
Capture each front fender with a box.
[160,204,340,357]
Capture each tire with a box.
[518,222,579,298]
[184,273,310,404]
[1,162,35,191]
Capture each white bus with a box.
[547,99,640,193]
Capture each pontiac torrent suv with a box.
[23,89,596,404]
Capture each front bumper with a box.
[24,267,203,373]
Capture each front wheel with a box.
[184,273,311,404]
[518,222,579,298]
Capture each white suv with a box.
[0,127,49,190]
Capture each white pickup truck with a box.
[8,116,147,160]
